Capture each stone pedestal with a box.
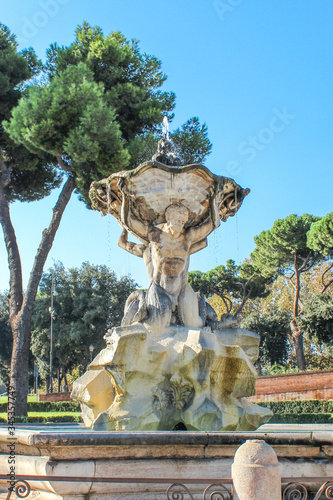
[232,440,281,500]
[72,324,272,431]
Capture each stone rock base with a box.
[72,324,272,431]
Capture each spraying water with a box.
[162,116,170,140]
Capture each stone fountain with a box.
[71,121,272,431]
[1,122,332,500]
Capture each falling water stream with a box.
[162,115,170,140]
[106,187,114,330]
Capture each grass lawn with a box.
[0,411,81,422]
[0,395,39,404]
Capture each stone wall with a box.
[248,369,333,402]
[39,392,72,402]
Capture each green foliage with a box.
[172,117,212,165]
[189,260,237,298]
[189,259,269,317]
[0,292,11,386]
[259,399,333,414]
[252,214,321,278]
[0,400,80,412]
[269,413,333,424]
[240,308,291,366]
[127,132,159,169]
[0,23,61,202]
[307,213,333,257]
[299,294,333,344]
[0,413,81,423]
[4,23,213,204]
[4,63,129,204]
[263,363,297,375]
[31,262,137,378]
[45,23,175,143]
[251,214,324,370]
[0,24,40,123]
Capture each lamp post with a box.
[34,362,39,400]
[48,275,57,393]
[89,344,94,363]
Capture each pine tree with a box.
[251,214,321,370]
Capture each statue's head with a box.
[165,203,189,234]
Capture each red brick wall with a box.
[39,392,72,402]
[247,369,333,402]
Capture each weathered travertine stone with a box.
[72,324,272,431]
[232,440,281,500]
[89,161,250,332]
[82,147,270,431]
[70,368,115,427]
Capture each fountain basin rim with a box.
[0,426,331,448]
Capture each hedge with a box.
[269,413,333,424]
[259,400,333,414]
[0,401,80,413]
[0,414,81,423]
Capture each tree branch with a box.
[56,156,72,173]
[298,252,311,273]
[0,162,23,321]
[0,157,12,189]
[220,294,232,315]
[288,274,296,290]
[21,174,77,319]
[234,284,253,317]
[321,262,333,293]
[293,252,301,317]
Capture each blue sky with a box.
[1,0,333,291]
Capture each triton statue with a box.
[72,119,272,432]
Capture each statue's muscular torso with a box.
[148,227,191,296]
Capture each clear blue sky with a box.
[1,0,333,291]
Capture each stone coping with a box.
[0,424,332,448]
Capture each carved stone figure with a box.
[89,160,249,331]
[72,129,272,431]
[119,201,218,330]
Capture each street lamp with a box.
[48,275,57,393]
[89,345,94,363]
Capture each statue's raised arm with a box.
[76,126,275,435]
[89,160,249,331]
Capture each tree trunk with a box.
[58,369,64,392]
[290,318,306,371]
[290,253,306,371]
[62,368,68,392]
[1,171,76,416]
[233,285,252,317]
[0,163,23,321]
[9,312,32,415]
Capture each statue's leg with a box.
[145,282,173,330]
[121,290,147,326]
[205,299,218,322]
[178,283,205,328]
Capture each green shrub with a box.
[270,413,333,424]
[259,400,333,414]
[0,413,81,423]
[27,401,80,412]
[0,400,80,413]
